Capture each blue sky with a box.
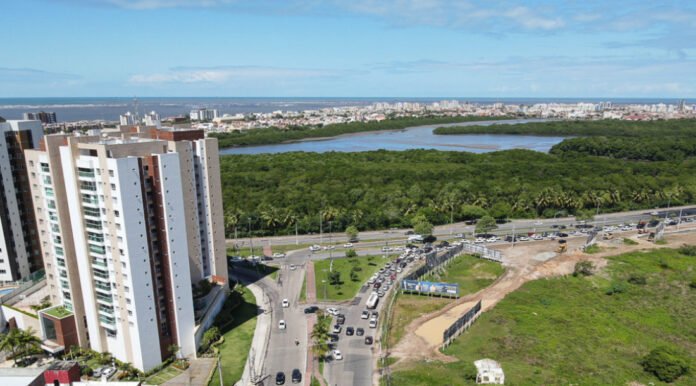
[1,0,695,97]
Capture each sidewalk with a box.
[163,358,217,386]
[236,281,271,386]
[306,261,317,304]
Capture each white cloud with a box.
[129,65,355,84]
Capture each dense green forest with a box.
[220,149,696,237]
[210,115,509,148]
[434,119,696,161]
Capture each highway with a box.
[229,205,696,252]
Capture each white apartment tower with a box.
[25,126,228,371]
[0,120,44,282]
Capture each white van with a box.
[407,235,423,243]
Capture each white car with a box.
[475,237,485,243]
[279,320,286,330]
[621,226,632,231]
[531,234,543,240]
[361,311,369,319]
[332,324,342,334]
[343,243,353,248]
[309,245,321,252]
[369,318,378,328]
[289,264,296,270]
[101,367,116,379]
[272,252,286,258]
[518,236,529,242]
[326,307,339,316]
[333,350,343,360]
[282,299,289,308]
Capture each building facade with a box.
[23,111,58,124]
[25,126,228,371]
[0,120,44,282]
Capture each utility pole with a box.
[295,220,299,245]
[249,217,254,258]
[320,213,323,246]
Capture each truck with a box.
[366,292,379,309]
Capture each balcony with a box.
[96,294,113,304]
[99,315,115,325]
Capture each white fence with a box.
[460,243,503,263]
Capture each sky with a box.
[1,0,695,98]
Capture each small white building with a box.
[474,359,505,384]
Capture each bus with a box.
[366,292,379,309]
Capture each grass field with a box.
[145,364,183,385]
[228,243,314,257]
[209,287,258,386]
[388,255,504,347]
[313,255,383,301]
[300,272,307,302]
[387,248,696,385]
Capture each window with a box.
[77,167,94,178]
[80,181,97,191]
[85,219,102,230]
[44,187,55,197]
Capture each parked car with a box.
[369,319,377,328]
[282,298,289,308]
[326,307,339,315]
[332,324,342,334]
[272,253,286,258]
[333,350,343,360]
[365,336,374,345]
[356,327,365,336]
[276,371,286,385]
[343,243,353,248]
[329,334,339,342]
[337,314,345,325]
[346,327,354,336]
[309,245,321,252]
[361,310,369,319]
[303,306,319,314]
[292,369,302,384]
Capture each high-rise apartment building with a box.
[25,125,228,371]
[23,111,58,124]
[0,120,44,282]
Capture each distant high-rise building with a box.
[0,120,44,281]
[119,112,136,126]
[190,108,219,122]
[143,111,161,128]
[23,111,57,124]
[25,125,228,371]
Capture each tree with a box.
[311,313,331,360]
[640,347,690,382]
[0,328,41,365]
[345,249,357,258]
[350,270,359,282]
[475,215,498,234]
[573,261,595,277]
[489,202,512,221]
[345,225,359,242]
[328,271,342,286]
[460,205,488,220]
[201,326,221,353]
[413,220,433,237]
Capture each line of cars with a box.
[326,307,377,362]
[367,252,419,297]
[276,368,302,385]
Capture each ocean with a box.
[0,97,689,122]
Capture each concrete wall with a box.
[1,305,40,334]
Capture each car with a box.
[279,320,286,330]
[518,236,529,241]
[361,310,369,319]
[102,367,116,378]
[272,252,286,258]
[303,306,319,314]
[346,327,354,336]
[329,334,339,342]
[326,245,336,250]
[333,350,343,360]
[309,245,321,252]
[365,336,373,345]
[356,327,365,336]
[326,307,339,316]
[276,371,286,385]
[531,234,543,240]
[369,318,377,328]
[343,243,353,248]
[332,324,342,334]
[292,369,302,384]
[371,311,379,318]
[373,282,382,289]
[289,264,296,270]
[456,233,464,238]
[621,226,632,231]
[282,298,289,308]
[337,314,346,325]
[377,291,385,297]
[475,237,485,243]
[93,367,104,377]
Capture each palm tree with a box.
[260,206,282,234]
[0,328,41,365]
[310,313,331,360]
[224,209,241,239]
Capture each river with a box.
[218,119,566,155]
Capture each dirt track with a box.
[390,228,696,365]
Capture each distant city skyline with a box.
[2,0,695,97]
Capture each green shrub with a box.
[605,282,626,295]
[677,244,696,256]
[689,279,696,289]
[345,249,358,258]
[627,275,647,285]
[573,261,595,277]
[81,366,93,376]
[640,346,690,382]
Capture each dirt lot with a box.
[389,226,696,364]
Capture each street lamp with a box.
[248,217,253,258]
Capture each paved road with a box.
[324,288,375,386]
[264,263,310,385]
[228,205,696,251]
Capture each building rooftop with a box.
[42,305,73,319]
[47,360,79,371]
